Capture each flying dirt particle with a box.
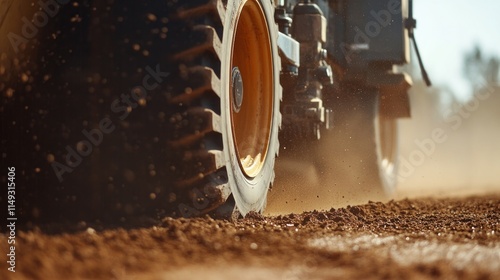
[35,168,41,173]
[21,73,29,82]
[76,141,90,154]
[70,15,82,23]
[250,243,258,250]
[5,88,14,98]
[86,227,96,235]
[149,193,157,200]
[47,154,55,163]
[132,44,140,51]
[147,13,157,22]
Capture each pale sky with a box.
[415,0,500,100]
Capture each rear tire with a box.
[374,102,399,195]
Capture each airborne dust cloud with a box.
[266,82,500,215]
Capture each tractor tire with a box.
[1,0,280,223]
[167,0,282,217]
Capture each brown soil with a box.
[1,194,499,280]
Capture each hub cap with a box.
[232,67,244,113]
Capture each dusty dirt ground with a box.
[1,194,499,280]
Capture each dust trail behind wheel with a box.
[266,90,395,214]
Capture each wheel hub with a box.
[232,67,244,113]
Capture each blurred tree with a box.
[463,45,500,88]
[461,46,500,127]
[402,48,455,121]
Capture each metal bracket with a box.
[277,32,300,67]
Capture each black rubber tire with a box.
[166,0,282,217]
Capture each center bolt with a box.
[232,67,244,113]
